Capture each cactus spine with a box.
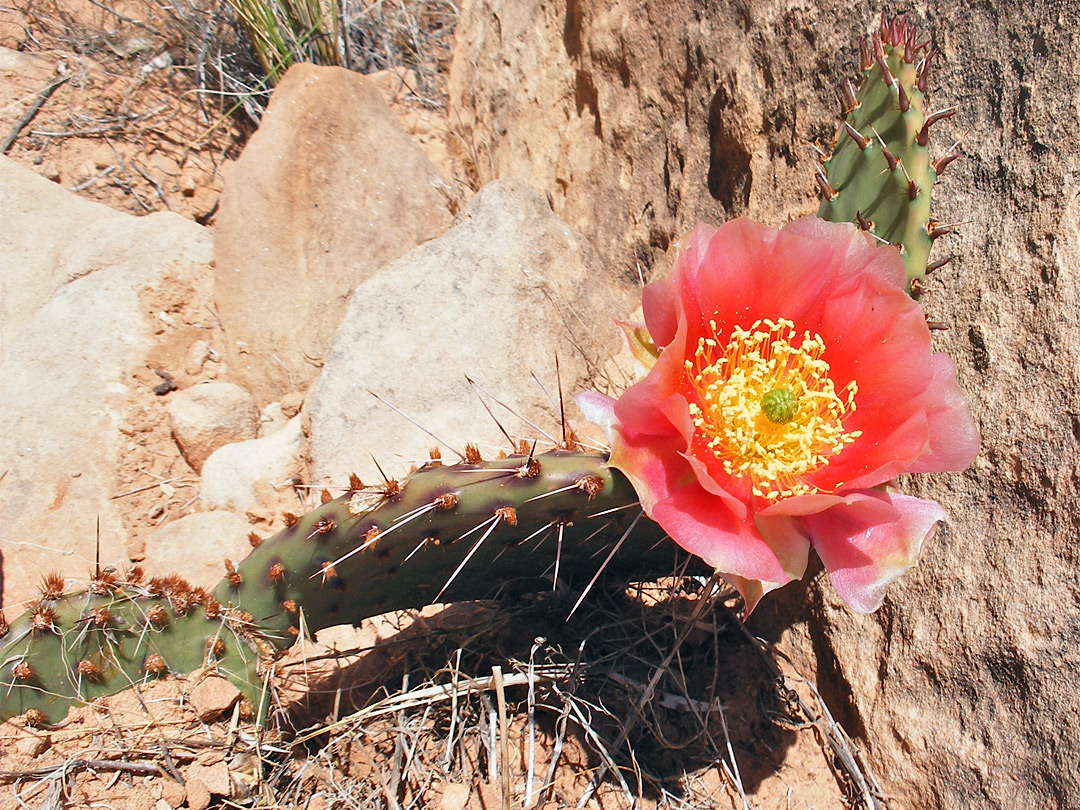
[1,450,694,724]
[817,14,955,293]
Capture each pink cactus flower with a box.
[579,217,979,613]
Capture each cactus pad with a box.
[817,14,955,292]
[1,451,698,723]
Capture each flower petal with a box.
[615,320,660,374]
[650,485,792,584]
[803,491,947,613]
[575,391,618,447]
[707,515,810,615]
[759,488,902,522]
[782,216,907,290]
[643,223,717,347]
[754,513,812,582]
[687,219,837,338]
[721,572,787,616]
[614,310,690,439]
[806,271,936,491]
[906,353,981,473]
[606,422,694,514]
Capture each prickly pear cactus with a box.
[0,14,961,729]
[0,450,690,724]
[817,14,957,293]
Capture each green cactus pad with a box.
[0,584,264,724]
[2,451,698,723]
[818,15,953,292]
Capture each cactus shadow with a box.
[277,578,807,803]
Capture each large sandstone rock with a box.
[0,151,126,361]
[307,179,637,486]
[448,0,816,278]
[213,63,455,405]
[140,511,254,587]
[449,2,1080,807]
[0,157,214,609]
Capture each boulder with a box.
[306,179,638,486]
[0,156,214,610]
[200,415,305,513]
[167,382,260,472]
[0,152,125,362]
[213,63,455,405]
[140,511,255,587]
[188,674,241,723]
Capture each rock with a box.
[179,170,198,197]
[167,382,260,472]
[184,339,212,375]
[280,391,304,419]
[168,382,261,473]
[141,511,254,587]
[15,734,50,757]
[441,783,471,810]
[192,761,232,796]
[213,63,454,404]
[307,179,638,485]
[0,156,125,360]
[260,401,288,435]
[159,778,185,809]
[183,778,211,810]
[189,674,240,722]
[0,156,214,610]
[368,67,458,186]
[200,415,305,513]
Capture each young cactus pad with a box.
[1,450,699,724]
[817,14,956,291]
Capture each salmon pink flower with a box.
[578,217,979,613]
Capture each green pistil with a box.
[761,387,798,424]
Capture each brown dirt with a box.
[0,0,244,222]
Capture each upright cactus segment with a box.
[1,450,695,724]
[816,14,957,293]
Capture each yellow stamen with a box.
[684,317,861,501]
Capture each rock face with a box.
[447,0,816,280]
[307,179,637,486]
[449,2,1080,808]
[213,63,455,405]
[0,156,215,610]
[167,382,260,472]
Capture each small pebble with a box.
[16,734,51,757]
[189,674,241,722]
